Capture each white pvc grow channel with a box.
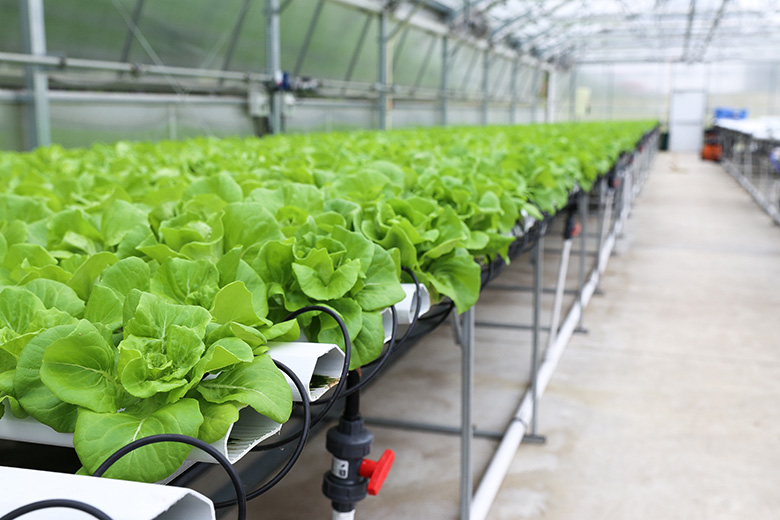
[0,466,215,520]
[0,341,344,465]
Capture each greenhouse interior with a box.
[1,0,779,519]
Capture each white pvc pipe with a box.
[470,221,620,520]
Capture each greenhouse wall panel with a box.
[392,102,440,128]
[0,101,24,150]
[286,100,376,133]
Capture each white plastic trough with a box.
[380,283,432,342]
[0,341,345,465]
[0,466,215,520]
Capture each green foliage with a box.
[0,120,654,481]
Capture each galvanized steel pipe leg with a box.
[19,0,50,149]
[460,307,475,520]
[547,237,572,350]
[528,232,545,442]
[577,193,588,331]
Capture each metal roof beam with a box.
[682,0,697,61]
[695,0,731,61]
[118,0,145,63]
[498,0,576,44]
[489,6,535,41]
[293,0,325,76]
[220,0,252,73]
[387,0,424,40]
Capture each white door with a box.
[669,90,707,152]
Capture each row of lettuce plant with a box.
[0,120,655,482]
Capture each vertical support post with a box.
[577,192,588,330]
[608,63,615,120]
[530,227,545,437]
[530,67,541,123]
[378,10,389,130]
[597,185,615,277]
[545,69,556,123]
[569,67,577,122]
[509,57,518,125]
[265,0,283,134]
[481,47,489,126]
[19,0,50,149]
[460,307,474,520]
[770,63,778,116]
[441,35,449,126]
[547,237,572,350]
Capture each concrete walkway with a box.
[488,152,780,519]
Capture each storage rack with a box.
[719,126,780,226]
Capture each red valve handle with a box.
[360,449,395,496]
[571,222,582,239]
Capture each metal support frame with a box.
[489,56,509,99]
[441,35,449,126]
[19,0,50,149]
[721,128,780,226]
[481,47,490,125]
[460,46,481,94]
[343,15,372,87]
[221,0,252,73]
[530,67,541,123]
[509,57,518,124]
[459,307,475,520]
[411,35,437,94]
[265,0,283,134]
[377,10,389,130]
[528,229,546,441]
[293,0,325,76]
[569,67,577,121]
[545,69,556,123]
[470,129,658,520]
[0,51,271,83]
[597,183,615,278]
[337,131,660,520]
[546,236,573,351]
[577,193,589,330]
[118,0,146,64]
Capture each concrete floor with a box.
[249,152,780,519]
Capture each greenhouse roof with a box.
[424,0,780,64]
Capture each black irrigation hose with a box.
[92,434,247,520]
[252,305,350,450]
[297,267,423,401]
[335,305,397,398]
[0,499,114,520]
[214,361,312,508]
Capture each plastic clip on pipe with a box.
[323,371,395,520]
